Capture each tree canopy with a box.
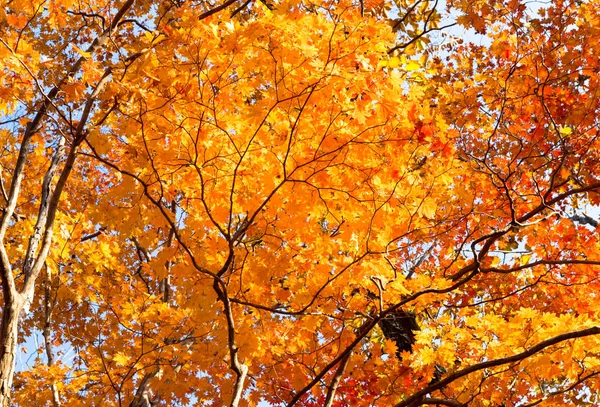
[1,0,600,406]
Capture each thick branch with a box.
[213,278,248,407]
[129,367,160,407]
[22,137,66,279]
[198,0,242,20]
[482,259,600,274]
[323,351,352,407]
[394,326,600,407]
[42,269,60,407]
[21,50,119,297]
[450,180,600,281]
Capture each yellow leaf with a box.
[520,253,532,266]
[405,60,420,71]
[113,353,129,366]
[381,56,401,69]
[559,126,572,136]
[87,129,111,156]
[412,345,436,369]
[490,256,501,267]
[388,57,401,68]
[418,197,437,219]
[72,44,91,59]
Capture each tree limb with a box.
[394,326,600,407]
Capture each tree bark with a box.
[0,296,22,407]
[43,275,60,407]
[129,368,160,407]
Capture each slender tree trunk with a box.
[43,274,60,407]
[0,295,22,407]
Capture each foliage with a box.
[1,0,600,406]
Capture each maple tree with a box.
[1,0,600,406]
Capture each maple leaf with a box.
[418,197,437,219]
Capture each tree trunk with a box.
[0,297,22,407]
[43,277,60,407]
[129,367,160,407]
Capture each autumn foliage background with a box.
[1,0,600,406]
